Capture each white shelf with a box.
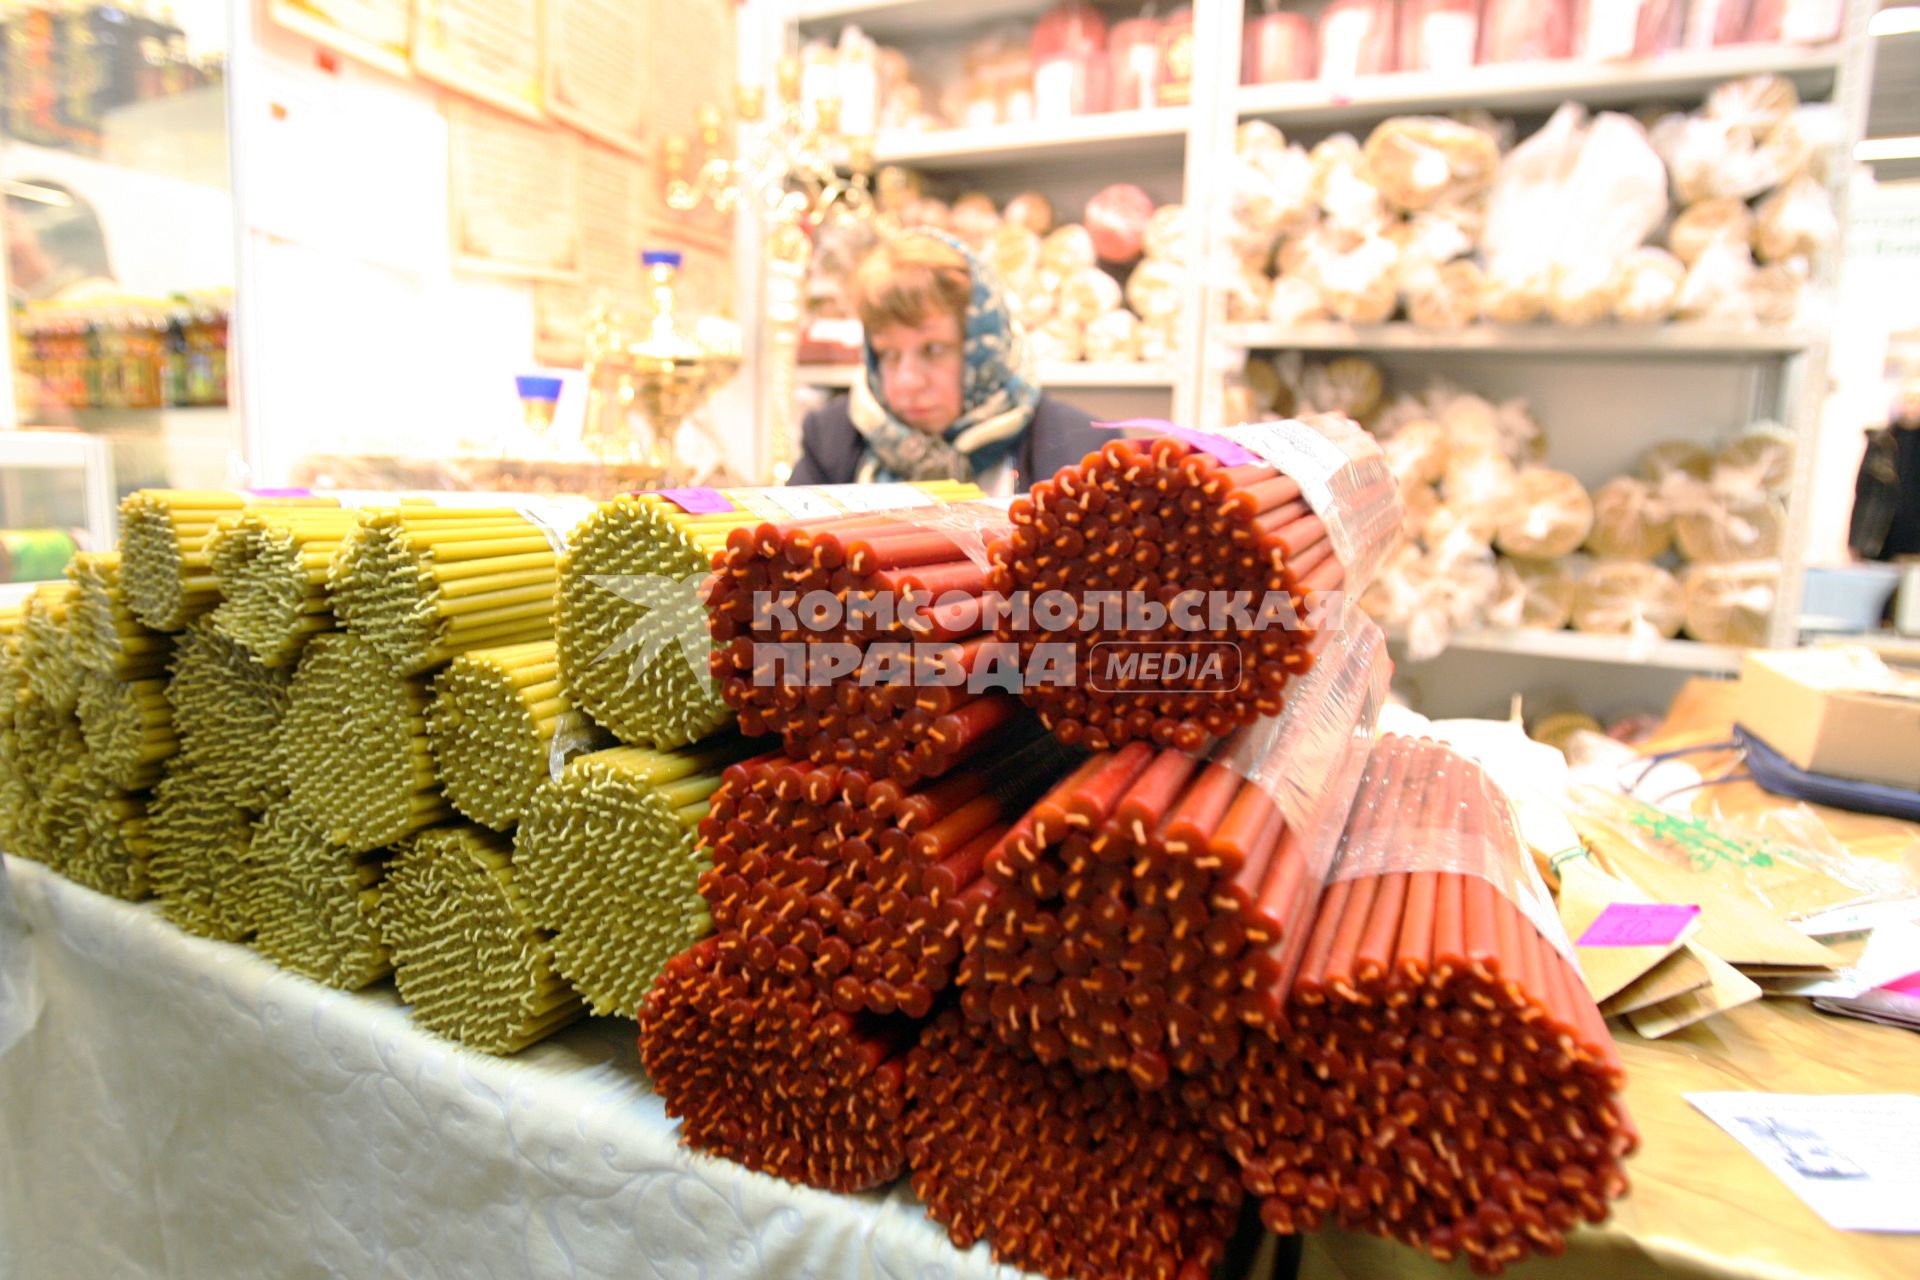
[800,362,1177,389]
[794,0,1046,39]
[1238,44,1843,128]
[873,108,1190,169]
[1395,627,1747,673]
[1220,322,1820,358]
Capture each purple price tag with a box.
[651,487,735,514]
[1095,419,1259,467]
[248,487,315,498]
[1882,970,1920,998]
[1578,902,1701,948]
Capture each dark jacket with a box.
[789,393,1106,491]
[1851,422,1920,562]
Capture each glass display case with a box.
[3,0,238,581]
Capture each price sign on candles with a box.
[1578,902,1702,948]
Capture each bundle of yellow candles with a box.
[207,507,362,667]
[146,764,257,941]
[514,735,758,1017]
[555,482,979,748]
[21,581,83,713]
[59,765,152,901]
[379,823,585,1053]
[76,671,176,791]
[329,502,589,676]
[0,604,23,725]
[167,622,293,810]
[279,633,450,850]
[1,683,85,867]
[246,806,392,989]
[67,551,170,680]
[425,640,595,831]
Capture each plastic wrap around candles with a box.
[146,763,257,941]
[167,621,293,810]
[328,501,590,676]
[989,418,1401,751]
[704,488,1019,786]
[426,640,594,831]
[513,735,758,1017]
[959,607,1389,1091]
[905,1009,1243,1280]
[76,671,176,791]
[698,726,1077,1019]
[246,805,392,990]
[207,506,361,667]
[279,633,450,851]
[378,823,585,1053]
[21,581,83,713]
[1196,736,1633,1276]
[67,551,170,681]
[639,937,913,1193]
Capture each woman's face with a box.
[872,309,964,434]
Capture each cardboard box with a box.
[1736,648,1920,790]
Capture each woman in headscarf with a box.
[789,229,1103,494]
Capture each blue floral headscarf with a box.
[849,229,1041,485]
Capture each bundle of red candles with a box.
[698,727,1079,1019]
[988,418,1401,751]
[905,1009,1244,1280]
[638,937,913,1193]
[1190,735,1634,1275]
[958,612,1389,1091]
[706,505,1025,786]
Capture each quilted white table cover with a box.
[0,854,1033,1280]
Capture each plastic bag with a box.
[1040,223,1098,276]
[1670,197,1754,265]
[1675,239,1757,325]
[1124,257,1183,321]
[1030,315,1084,363]
[950,192,1002,251]
[1086,183,1156,264]
[1232,144,1316,238]
[1299,355,1386,421]
[1652,110,1786,203]
[1083,308,1140,363]
[1317,0,1395,78]
[1753,174,1838,263]
[1489,556,1577,631]
[1379,417,1449,487]
[1143,204,1198,264]
[1134,315,1178,362]
[1716,424,1796,494]
[1405,259,1485,328]
[1478,0,1577,62]
[1572,560,1685,639]
[1398,0,1481,72]
[1671,490,1786,563]
[1640,439,1714,483]
[1549,259,1622,325]
[1705,73,1799,134]
[1496,468,1595,559]
[1587,475,1674,560]
[1310,133,1390,233]
[1056,266,1123,323]
[1612,247,1687,324]
[1266,274,1330,326]
[1363,116,1501,213]
[1004,191,1055,235]
[989,222,1043,282]
[1749,258,1807,326]
[1223,265,1273,322]
[1682,559,1778,646]
[1302,228,1400,323]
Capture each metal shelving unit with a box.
[799,361,1177,389]
[873,107,1192,168]
[1217,323,1823,358]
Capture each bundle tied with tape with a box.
[557,481,979,752]
[960,599,1391,1091]
[329,495,595,676]
[703,484,1043,788]
[1199,734,1631,1275]
[989,415,1403,753]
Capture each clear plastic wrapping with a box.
[1495,468,1594,559]
[1572,559,1685,639]
[1672,492,1786,563]
[1316,0,1396,78]
[1055,266,1123,323]
[1404,259,1485,328]
[1489,556,1577,631]
[1669,197,1754,266]
[1612,247,1687,323]
[1682,559,1779,646]
[1364,116,1501,213]
[1218,414,1406,596]
[1040,223,1098,276]
[1330,734,1575,962]
[1085,183,1155,264]
[1083,308,1140,362]
[1587,475,1675,560]
[1753,174,1838,263]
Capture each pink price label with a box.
[1095,419,1259,467]
[1578,902,1701,948]
[651,487,735,514]
[1880,970,1920,999]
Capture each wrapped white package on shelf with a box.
[1363,116,1501,213]
[1670,198,1755,266]
[1612,248,1687,324]
[1573,560,1685,639]
[1753,175,1839,264]
[1495,469,1595,559]
[1682,560,1779,646]
[1083,309,1140,363]
[1489,556,1578,632]
[1125,258,1183,322]
[1587,475,1675,560]
[1267,274,1330,326]
[1055,267,1122,324]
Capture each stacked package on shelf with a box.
[989,416,1402,750]
[1225,74,1840,334]
[1197,735,1634,1275]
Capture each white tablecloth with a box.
[0,854,1032,1280]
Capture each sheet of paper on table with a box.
[1686,1092,1920,1233]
